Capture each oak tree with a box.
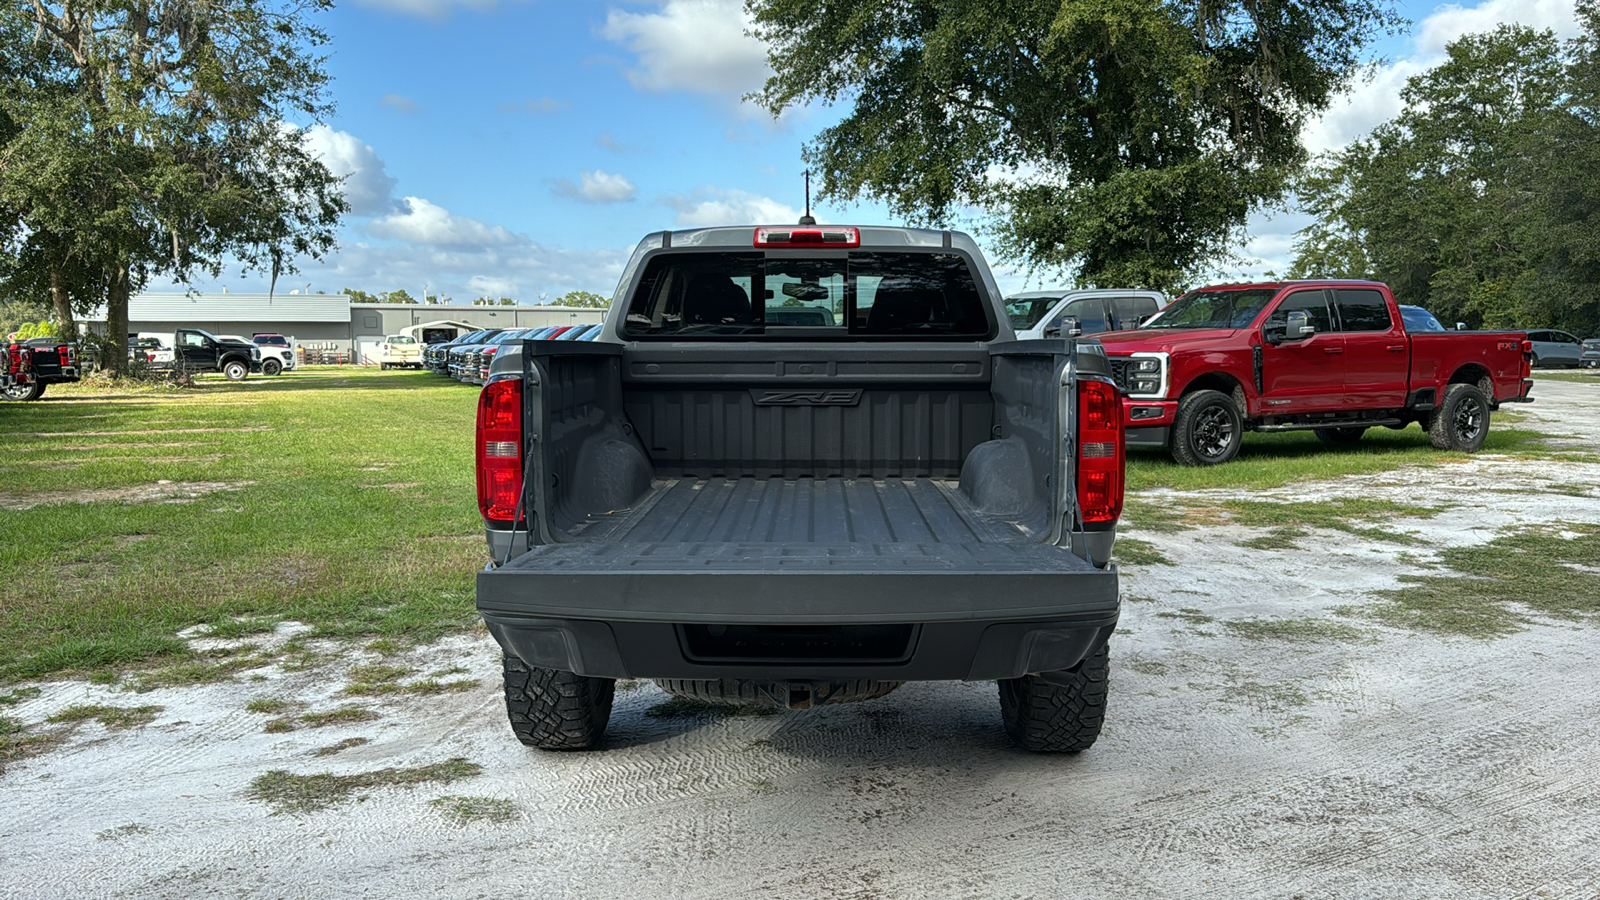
[748,0,1396,291]
[0,0,345,372]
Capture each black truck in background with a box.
[171,328,261,380]
[473,224,1127,753]
[1,337,81,401]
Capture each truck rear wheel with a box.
[223,360,248,381]
[1170,389,1242,466]
[502,653,613,750]
[1428,383,1490,451]
[2,382,44,401]
[999,640,1109,752]
[1314,426,1367,445]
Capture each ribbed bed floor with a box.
[573,477,1041,545]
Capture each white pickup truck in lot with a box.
[217,334,292,376]
[376,335,422,370]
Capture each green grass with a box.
[247,757,482,814]
[1362,524,1600,638]
[46,704,162,729]
[1533,371,1600,383]
[0,687,41,706]
[1126,494,1442,545]
[1222,617,1372,644]
[1114,537,1171,566]
[0,369,483,682]
[429,795,518,825]
[1237,527,1310,550]
[258,704,382,733]
[1155,608,1216,625]
[312,737,371,757]
[340,664,477,696]
[1125,419,1574,493]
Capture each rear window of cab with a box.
[622,251,995,340]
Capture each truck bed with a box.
[570,476,1040,545]
[480,475,1114,626]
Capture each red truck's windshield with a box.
[1142,289,1274,330]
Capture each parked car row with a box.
[420,322,602,384]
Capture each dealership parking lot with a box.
[2,376,1598,898]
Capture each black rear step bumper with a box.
[477,540,1119,680]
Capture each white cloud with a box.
[379,94,420,113]
[1417,0,1581,56]
[368,197,520,248]
[1302,0,1583,155]
[1301,61,1421,155]
[551,169,638,204]
[662,188,801,226]
[468,275,519,298]
[301,126,398,217]
[600,0,771,97]
[349,0,494,20]
[151,238,629,306]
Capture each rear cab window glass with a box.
[1060,298,1108,333]
[1110,296,1159,328]
[1004,296,1057,330]
[623,251,993,340]
[1335,289,1393,332]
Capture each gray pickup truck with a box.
[475,225,1125,753]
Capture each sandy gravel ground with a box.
[3,381,1599,899]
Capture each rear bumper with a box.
[483,614,1118,682]
[477,541,1119,680]
[1502,379,1537,403]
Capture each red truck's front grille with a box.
[1107,358,1133,392]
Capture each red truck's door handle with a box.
[1387,345,1405,352]
[1323,347,1343,355]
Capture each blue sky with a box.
[172,0,1587,303]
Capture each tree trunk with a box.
[46,244,77,340]
[105,263,130,377]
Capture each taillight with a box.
[59,345,72,366]
[1076,377,1124,526]
[754,226,860,248]
[476,378,524,523]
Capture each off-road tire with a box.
[1170,389,1242,466]
[998,640,1110,753]
[2,381,44,401]
[1313,426,1368,445]
[1428,383,1490,451]
[502,653,613,750]
[262,359,283,376]
[654,678,903,708]
[223,360,248,381]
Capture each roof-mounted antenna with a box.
[798,169,816,226]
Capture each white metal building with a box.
[84,293,607,360]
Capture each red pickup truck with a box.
[1093,281,1533,465]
